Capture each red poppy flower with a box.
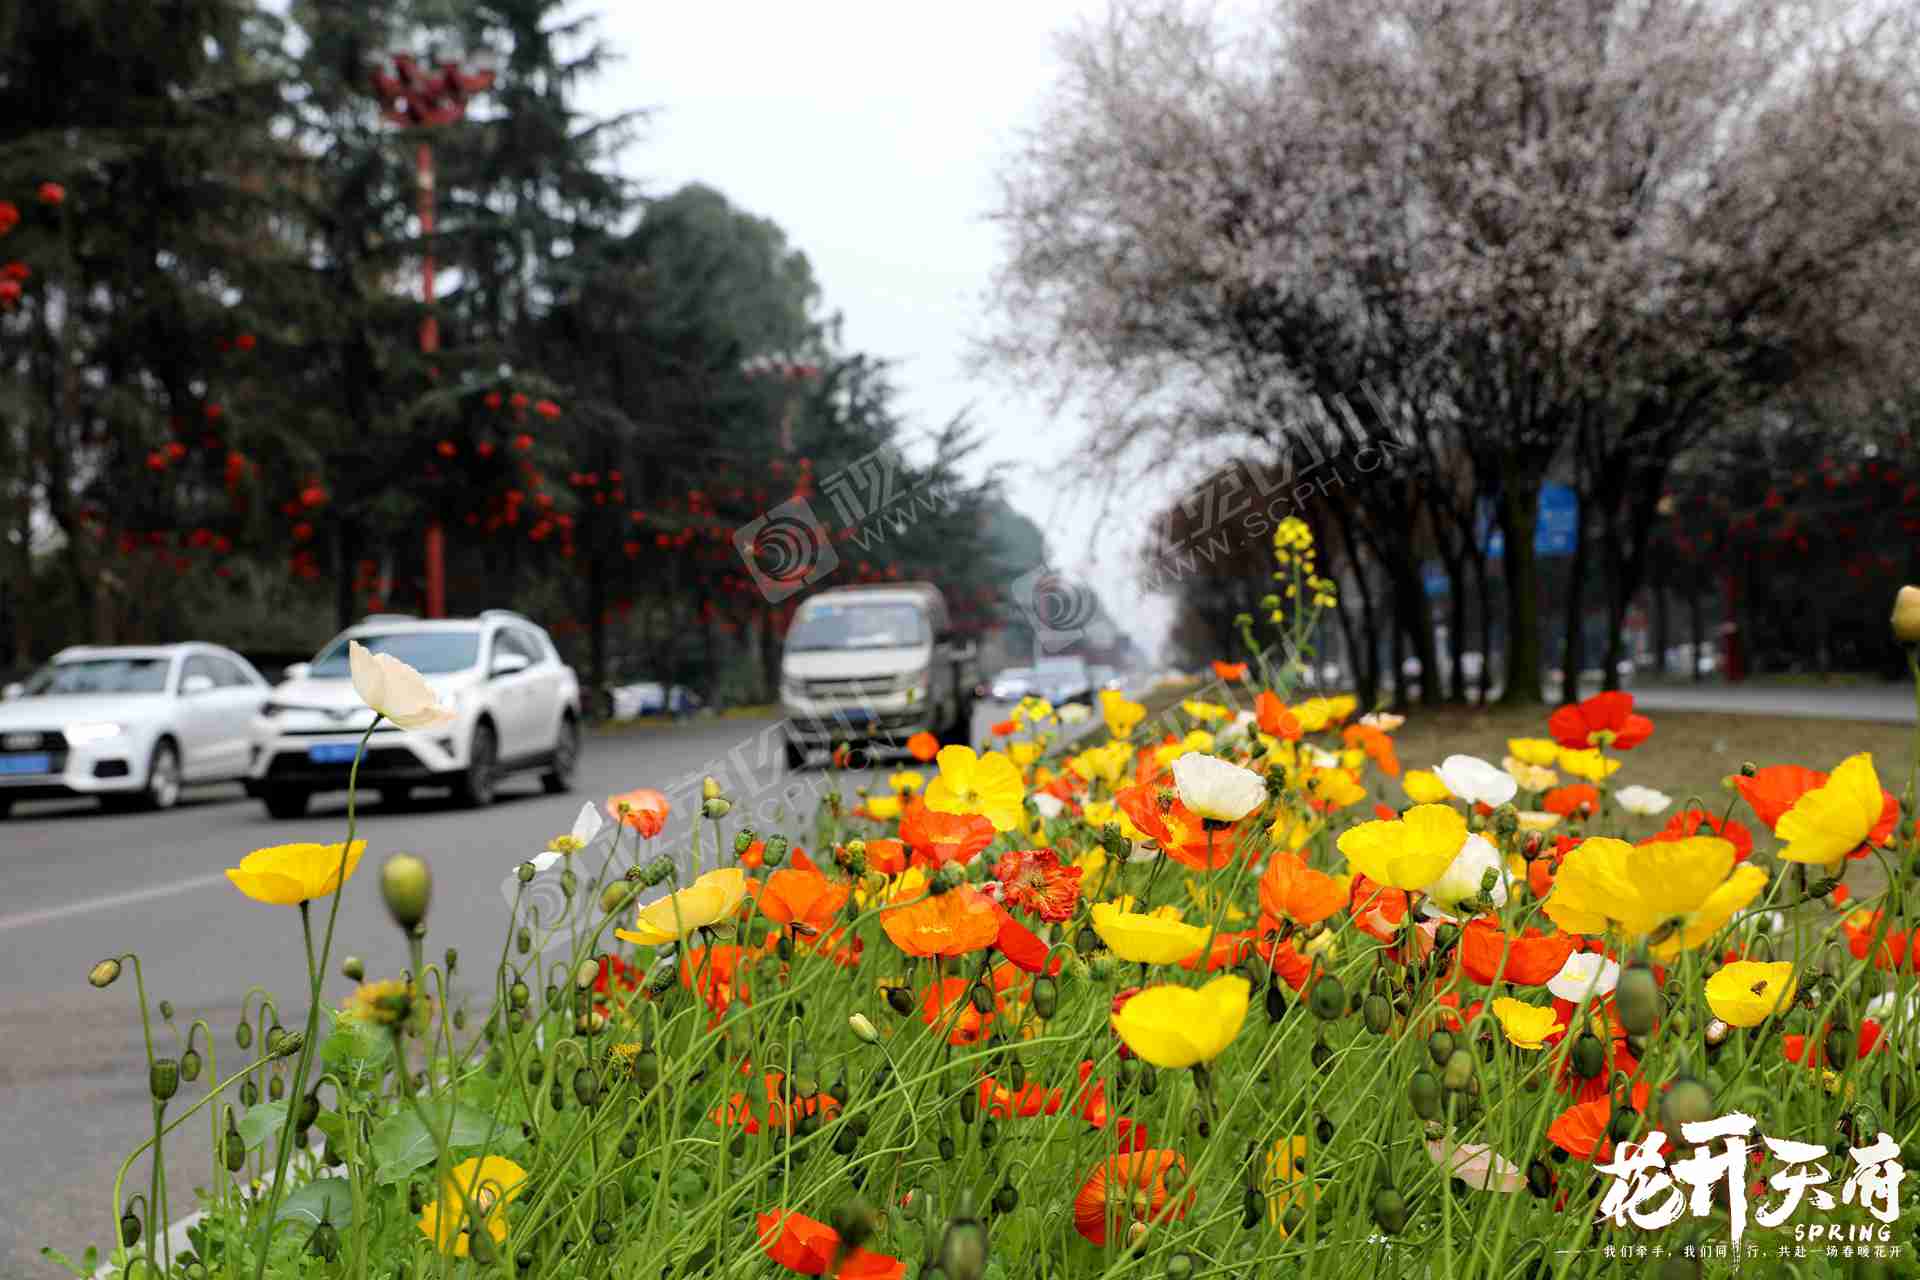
[1348,873,1409,942]
[534,399,561,419]
[299,484,328,508]
[991,903,1061,975]
[1210,660,1249,681]
[920,975,997,1046]
[1738,766,1897,854]
[1548,691,1653,751]
[1457,920,1576,987]
[755,1210,904,1279]
[993,848,1081,922]
[1639,808,1754,861]
[1112,783,1234,870]
[0,279,21,308]
[608,787,670,837]
[1542,784,1599,819]
[976,1074,1064,1119]
[1783,1019,1884,1069]
[1073,1149,1193,1245]
[899,804,995,868]
[990,719,1017,736]
[1253,936,1317,992]
[1547,1082,1653,1162]
[235,333,256,351]
[1178,929,1256,973]
[681,944,751,1014]
[1,261,28,281]
[513,433,533,451]
[510,392,530,409]
[1840,911,1917,972]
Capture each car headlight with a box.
[66,721,125,745]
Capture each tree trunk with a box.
[1498,465,1546,706]
[334,518,356,631]
[1689,589,1704,684]
[1652,571,1669,677]
[587,547,609,709]
[1559,503,1590,706]
[1472,554,1494,705]
[1442,552,1468,703]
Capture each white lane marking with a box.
[0,871,231,933]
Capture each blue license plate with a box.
[840,708,873,725]
[0,753,50,775]
[308,743,359,765]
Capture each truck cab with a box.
[778,583,978,769]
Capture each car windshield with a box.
[309,632,481,677]
[785,602,929,652]
[23,658,172,695]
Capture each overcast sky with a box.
[570,0,1181,662]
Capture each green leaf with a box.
[37,1246,97,1278]
[313,1109,347,1152]
[320,1014,390,1090]
[369,1101,500,1184]
[238,1101,291,1152]
[274,1177,354,1228]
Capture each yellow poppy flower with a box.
[1302,767,1366,812]
[1776,753,1884,868]
[888,770,925,794]
[1008,741,1042,769]
[418,1156,527,1256]
[1186,878,1248,924]
[1324,695,1358,723]
[1070,741,1134,787]
[1109,975,1251,1068]
[1339,748,1367,772]
[1491,997,1563,1050]
[1516,810,1562,833]
[1268,813,1319,852]
[866,793,903,820]
[853,865,927,910]
[1557,749,1621,782]
[1502,758,1559,792]
[1072,844,1109,886]
[1182,699,1229,723]
[1336,804,1466,890]
[1090,900,1207,964]
[1291,699,1335,733]
[924,745,1026,831]
[1082,799,1147,842]
[613,868,748,945]
[1100,689,1147,740]
[1704,960,1796,1028]
[1542,836,1767,957]
[1403,770,1451,804]
[1012,696,1054,725]
[225,841,366,906]
[1507,738,1561,767]
[1267,1136,1318,1234]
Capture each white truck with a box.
[777,583,979,769]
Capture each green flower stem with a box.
[250,718,377,1280]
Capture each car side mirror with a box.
[181,674,216,695]
[491,652,532,679]
[281,662,311,683]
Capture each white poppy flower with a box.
[1171,752,1268,822]
[1614,785,1672,816]
[1058,702,1092,724]
[1361,712,1406,731]
[526,850,563,874]
[348,641,457,730]
[1305,745,1341,769]
[1031,792,1067,820]
[1547,952,1620,1003]
[1419,834,1507,919]
[1435,754,1517,807]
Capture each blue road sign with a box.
[1478,486,1580,560]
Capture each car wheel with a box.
[784,737,808,772]
[137,740,182,812]
[0,797,12,820]
[940,698,975,749]
[263,787,310,820]
[454,721,499,808]
[542,716,580,794]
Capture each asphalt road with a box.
[0,709,1014,1277]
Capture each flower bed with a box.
[63,562,1920,1280]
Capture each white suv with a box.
[247,612,582,819]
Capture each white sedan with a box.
[0,643,269,817]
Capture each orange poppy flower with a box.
[681,945,751,1014]
[1258,851,1347,928]
[863,838,907,876]
[991,719,1017,736]
[755,1209,904,1279]
[1783,1019,1883,1070]
[1541,784,1598,819]
[1211,660,1249,681]
[737,840,766,870]
[880,885,1000,957]
[1073,1149,1194,1245]
[905,731,940,762]
[1639,809,1754,861]
[994,848,1081,922]
[607,787,670,837]
[1342,725,1401,777]
[756,867,849,933]
[1457,920,1576,987]
[1548,692,1653,751]
[992,902,1063,975]
[976,1074,1064,1118]
[1255,690,1300,740]
[1840,911,1917,971]
[899,804,995,868]
[1547,1081,1652,1162]
[1254,936,1317,992]
[920,976,997,1046]
[1738,765,1898,853]
[1175,929,1256,973]
[1347,873,1409,942]
[1113,783,1236,870]
[1546,1011,1637,1105]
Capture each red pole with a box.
[419,140,446,618]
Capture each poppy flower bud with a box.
[120,1204,142,1247]
[1661,1076,1714,1134]
[443,948,458,974]
[307,1218,340,1262]
[734,828,758,857]
[550,1080,566,1112]
[1615,962,1660,1037]
[642,856,673,886]
[1891,585,1920,644]
[763,835,790,867]
[1440,1048,1474,1093]
[574,1066,600,1107]
[849,1013,880,1044]
[574,958,601,991]
[274,1031,304,1061]
[645,960,677,996]
[1739,761,1757,778]
[1362,994,1392,1035]
[1371,1186,1408,1235]
[380,854,432,931]
[268,1074,286,1102]
[993,1182,1019,1215]
[240,1079,259,1107]
[1088,954,1115,981]
[1308,975,1345,1021]
[1824,1021,1854,1070]
[150,1058,180,1102]
[1409,1070,1442,1120]
[223,1110,245,1172]
[1240,1184,1264,1229]
[937,1200,989,1280]
[295,1088,320,1130]
[158,1000,174,1021]
[88,958,122,988]
[1427,1029,1456,1067]
[181,1048,202,1083]
[1571,1032,1606,1079]
[938,1135,956,1161]
[516,927,533,954]
[517,861,536,884]
[591,1219,613,1246]
[702,797,732,819]
[341,955,365,981]
[1031,976,1058,1020]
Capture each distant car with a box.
[248,611,581,818]
[988,667,1036,702]
[608,681,703,720]
[1028,656,1093,705]
[0,643,270,817]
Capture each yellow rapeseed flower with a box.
[1109,975,1250,1068]
[225,841,366,906]
[1491,997,1563,1050]
[613,868,748,946]
[1090,900,1207,964]
[1705,960,1797,1028]
[924,745,1027,831]
[1336,804,1466,890]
